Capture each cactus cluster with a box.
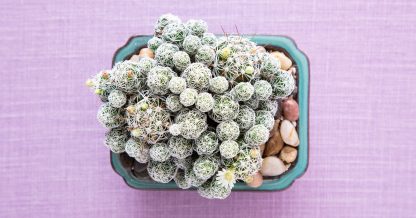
[87,14,297,199]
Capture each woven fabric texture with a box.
[1,0,415,217]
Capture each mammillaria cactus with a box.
[194,130,219,155]
[195,45,215,65]
[149,142,171,162]
[147,36,163,51]
[104,128,128,153]
[87,13,299,199]
[233,147,263,180]
[182,35,202,55]
[168,136,193,159]
[234,105,256,131]
[201,33,217,47]
[125,138,150,163]
[176,109,207,139]
[255,110,275,130]
[162,23,188,45]
[147,159,176,183]
[271,70,296,98]
[253,80,273,100]
[147,66,175,95]
[185,19,207,37]
[97,103,125,128]
[173,156,193,170]
[258,100,278,115]
[168,76,187,94]
[172,51,191,72]
[195,92,214,112]
[259,53,281,80]
[154,13,181,36]
[193,155,220,180]
[110,61,145,93]
[179,88,198,107]
[166,95,183,112]
[108,90,127,108]
[174,170,192,189]
[182,63,211,91]
[136,57,156,75]
[155,43,179,67]
[210,94,239,122]
[198,179,232,200]
[185,168,207,187]
[126,97,171,144]
[243,95,260,109]
[244,124,270,146]
[219,140,239,159]
[231,82,255,101]
[216,120,240,141]
[209,76,229,94]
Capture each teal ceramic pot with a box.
[111,35,309,191]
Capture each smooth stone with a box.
[280,120,299,147]
[264,125,284,157]
[271,51,292,70]
[246,172,263,188]
[129,55,141,62]
[269,119,280,137]
[279,146,298,163]
[288,67,296,75]
[260,156,286,176]
[282,99,299,121]
[138,48,155,58]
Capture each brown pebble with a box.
[129,55,141,62]
[279,146,298,163]
[138,48,154,58]
[282,99,299,121]
[288,67,296,75]
[271,51,292,70]
[246,172,263,188]
[269,119,280,137]
[264,124,284,157]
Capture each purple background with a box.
[1,0,416,217]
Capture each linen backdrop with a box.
[1,0,415,217]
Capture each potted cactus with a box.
[86,14,309,199]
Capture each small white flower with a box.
[216,168,236,189]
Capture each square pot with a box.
[110,35,309,191]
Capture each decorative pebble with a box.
[282,98,299,121]
[271,51,292,70]
[264,123,284,157]
[269,119,280,137]
[279,146,298,163]
[260,156,286,176]
[280,120,299,147]
[129,55,141,62]
[246,172,263,188]
[138,48,155,59]
[288,67,296,75]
